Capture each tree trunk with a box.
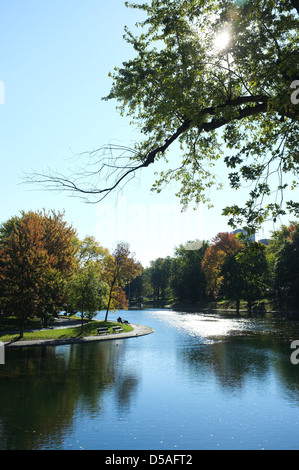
[19,317,25,339]
[105,290,113,322]
[105,278,116,322]
[236,298,240,316]
[80,302,85,334]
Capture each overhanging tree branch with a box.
[26,96,270,203]
[24,0,299,228]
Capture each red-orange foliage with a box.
[104,242,142,321]
[201,232,243,298]
[0,210,78,337]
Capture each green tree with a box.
[273,223,299,308]
[267,222,297,256]
[31,0,299,231]
[149,257,172,304]
[67,265,108,333]
[78,235,110,265]
[125,272,143,305]
[219,239,268,313]
[236,242,268,313]
[138,266,153,303]
[220,251,244,314]
[67,236,109,333]
[170,241,208,304]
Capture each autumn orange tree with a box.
[0,210,78,338]
[201,232,243,299]
[202,231,269,313]
[104,242,142,321]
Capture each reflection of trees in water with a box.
[180,331,299,401]
[112,344,141,413]
[114,373,139,412]
[0,342,140,450]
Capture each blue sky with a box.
[0,0,287,266]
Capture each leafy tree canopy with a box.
[30,0,299,231]
[270,222,299,305]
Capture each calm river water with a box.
[1,308,299,450]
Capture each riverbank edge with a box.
[160,301,299,315]
[3,323,154,349]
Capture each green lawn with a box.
[0,318,133,343]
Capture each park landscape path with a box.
[4,318,154,349]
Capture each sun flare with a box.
[213,30,231,51]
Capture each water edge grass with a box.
[0,319,133,343]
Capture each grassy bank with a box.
[0,318,133,343]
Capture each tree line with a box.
[0,210,142,338]
[1,210,298,339]
[128,223,299,314]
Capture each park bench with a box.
[112,326,123,333]
[97,327,109,334]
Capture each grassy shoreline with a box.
[0,318,133,343]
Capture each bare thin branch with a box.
[24,96,270,203]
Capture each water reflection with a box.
[149,309,296,343]
[171,311,299,402]
[1,309,299,450]
[0,341,140,450]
